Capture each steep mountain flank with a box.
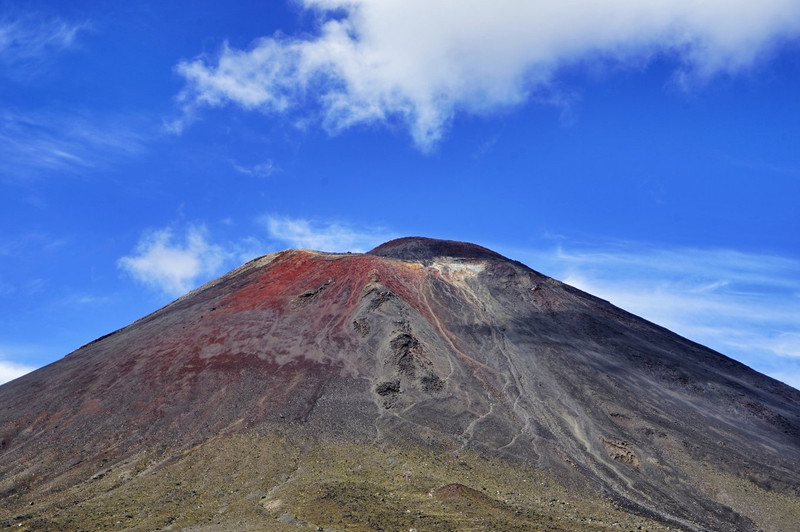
[2,237,799,530]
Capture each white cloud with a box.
[0,110,146,180]
[763,332,800,359]
[231,159,276,179]
[506,240,800,388]
[174,0,800,149]
[0,13,86,79]
[118,226,228,297]
[115,217,392,299]
[264,215,393,253]
[0,360,37,385]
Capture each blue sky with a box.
[1,0,799,387]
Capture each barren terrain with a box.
[2,237,799,530]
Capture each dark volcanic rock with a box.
[368,236,508,263]
[1,237,799,530]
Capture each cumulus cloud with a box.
[174,0,800,149]
[0,359,37,385]
[264,215,393,253]
[118,226,228,297]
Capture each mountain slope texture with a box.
[2,237,799,531]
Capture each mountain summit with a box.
[368,236,509,262]
[2,238,799,530]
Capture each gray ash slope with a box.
[2,237,800,531]
[370,238,800,529]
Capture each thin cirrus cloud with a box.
[0,14,145,181]
[508,241,800,388]
[173,0,800,149]
[0,110,147,180]
[263,215,395,253]
[0,13,87,79]
[230,159,277,179]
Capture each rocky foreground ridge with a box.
[1,237,799,531]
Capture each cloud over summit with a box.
[175,0,800,149]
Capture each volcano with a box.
[2,237,799,531]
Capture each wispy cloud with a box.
[118,225,229,297]
[0,231,69,258]
[507,239,800,388]
[0,110,147,180]
[263,215,394,252]
[174,0,800,150]
[59,294,112,307]
[0,13,87,80]
[0,13,146,181]
[231,159,277,179]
